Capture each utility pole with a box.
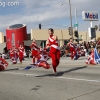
[69,0,73,39]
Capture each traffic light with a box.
[68,27,72,35]
[39,24,41,29]
[75,39,79,42]
[91,28,96,39]
[88,28,96,39]
[74,30,78,38]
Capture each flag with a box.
[74,48,85,60]
[94,48,100,64]
[24,65,37,70]
[85,48,100,65]
[24,50,51,70]
[85,49,96,65]
[74,50,78,60]
[73,45,86,60]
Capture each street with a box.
[0,57,100,100]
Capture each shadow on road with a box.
[5,68,19,71]
[36,66,88,77]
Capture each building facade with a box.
[0,32,6,53]
[0,32,4,43]
[0,28,100,53]
[31,29,100,47]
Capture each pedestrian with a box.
[68,38,76,60]
[2,53,6,59]
[46,28,60,75]
[30,38,40,64]
[10,46,18,64]
[18,44,24,64]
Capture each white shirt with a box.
[2,54,5,59]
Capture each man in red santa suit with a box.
[18,44,24,64]
[46,28,60,75]
[30,38,40,64]
[68,38,76,60]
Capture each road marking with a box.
[58,77,100,83]
[1,72,100,83]
[1,72,38,76]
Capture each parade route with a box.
[0,57,100,100]
[0,0,100,100]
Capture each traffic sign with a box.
[74,24,78,27]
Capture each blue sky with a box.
[0,0,100,34]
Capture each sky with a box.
[0,0,100,34]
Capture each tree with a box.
[94,25,98,31]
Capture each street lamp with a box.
[60,1,78,38]
[61,29,64,46]
[69,0,73,39]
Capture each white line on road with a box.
[1,72,100,83]
[1,72,38,76]
[58,77,100,83]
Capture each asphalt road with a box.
[0,57,100,100]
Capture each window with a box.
[40,41,46,48]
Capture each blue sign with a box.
[82,11,99,21]
[85,13,98,19]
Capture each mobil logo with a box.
[85,13,98,19]
[82,11,99,21]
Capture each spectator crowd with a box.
[60,39,100,57]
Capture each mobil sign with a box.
[82,11,99,21]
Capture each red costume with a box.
[47,35,60,73]
[10,48,18,64]
[68,42,76,59]
[18,46,24,63]
[85,49,96,65]
[97,40,100,54]
[97,40,100,45]
[30,42,40,63]
[14,48,19,59]
[77,46,85,58]
[0,58,8,71]
[10,49,14,59]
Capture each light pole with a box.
[86,31,87,42]
[61,29,64,46]
[74,7,78,31]
[69,0,73,39]
[60,1,78,38]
